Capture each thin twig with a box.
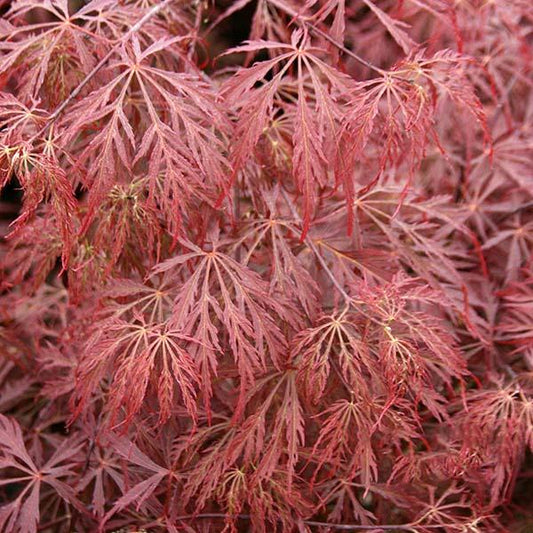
[488,74,518,131]
[269,0,385,75]
[280,188,353,304]
[303,520,416,531]
[188,0,203,62]
[174,513,472,531]
[304,23,385,75]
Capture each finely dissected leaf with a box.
[311,397,378,487]
[84,179,163,273]
[152,238,296,416]
[235,192,320,316]
[61,36,230,237]
[457,379,533,506]
[76,443,124,518]
[248,371,305,488]
[0,0,100,105]
[177,370,307,528]
[75,316,200,426]
[340,50,490,199]
[355,278,469,409]
[292,309,369,403]
[295,276,468,418]
[0,96,77,265]
[221,28,357,236]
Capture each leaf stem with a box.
[270,0,386,75]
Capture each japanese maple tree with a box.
[0,0,532,531]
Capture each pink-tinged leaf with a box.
[237,207,320,317]
[61,40,230,238]
[292,310,369,403]
[75,317,201,426]
[221,29,357,236]
[151,239,297,418]
[293,83,328,235]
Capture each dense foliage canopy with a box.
[0,0,532,531]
